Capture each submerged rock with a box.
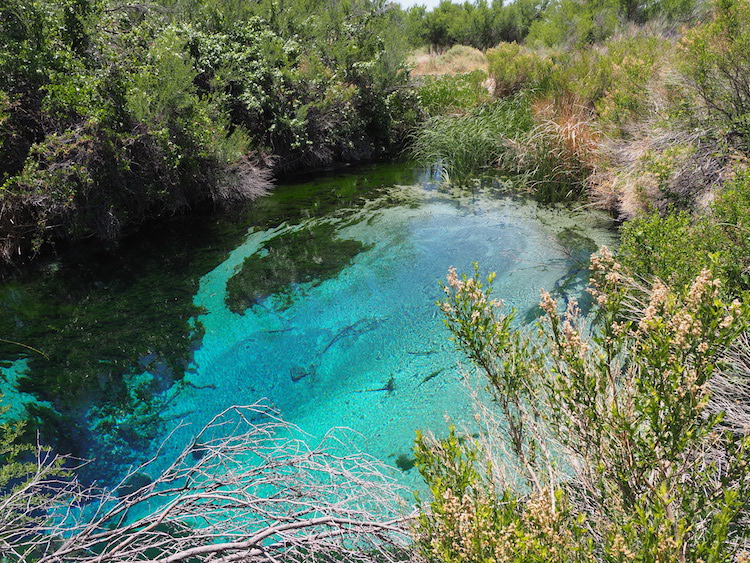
[395,453,416,472]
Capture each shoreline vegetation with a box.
[0,0,420,266]
[4,0,750,559]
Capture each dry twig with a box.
[1,402,413,562]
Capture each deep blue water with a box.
[0,163,615,487]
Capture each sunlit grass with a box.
[410,97,533,186]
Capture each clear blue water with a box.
[0,164,615,487]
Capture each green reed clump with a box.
[410,97,533,186]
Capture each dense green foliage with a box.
[0,0,419,262]
[401,0,548,51]
[401,0,700,52]
[681,0,750,150]
[619,169,750,294]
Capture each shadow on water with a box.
[225,222,371,314]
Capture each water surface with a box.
[0,164,615,486]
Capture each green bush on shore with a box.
[417,254,750,561]
[0,0,418,263]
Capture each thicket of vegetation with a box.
[406,0,750,558]
[417,253,750,560]
[0,0,419,262]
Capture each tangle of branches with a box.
[0,402,413,562]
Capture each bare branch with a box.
[1,402,414,562]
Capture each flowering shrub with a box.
[414,253,750,561]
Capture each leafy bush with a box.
[416,256,750,561]
[681,0,750,151]
[417,70,491,115]
[533,32,670,131]
[619,167,750,294]
[592,34,671,131]
[619,212,730,289]
[486,42,553,98]
[414,427,588,562]
[527,0,620,48]
[0,0,417,261]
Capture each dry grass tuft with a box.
[591,126,734,219]
[510,96,601,200]
[409,45,488,76]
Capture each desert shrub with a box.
[711,167,750,284]
[417,70,491,115]
[486,42,553,98]
[414,427,589,562]
[539,32,670,130]
[619,212,732,290]
[619,166,750,294]
[527,0,700,49]
[593,34,670,129]
[591,125,732,218]
[526,0,620,48]
[434,45,488,74]
[614,141,705,215]
[416,255,750,561]
[681,0,750,151]
[410,97,533,185]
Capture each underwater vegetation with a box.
[225,222,370,314]
[0,214,251,479]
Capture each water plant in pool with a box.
[225,222,371,313]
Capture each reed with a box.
[410,97,532,186]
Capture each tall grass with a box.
[410,94,598,199]
[511,98,600,201]
[409,97,533,186]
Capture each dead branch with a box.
[0,402,414,562]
